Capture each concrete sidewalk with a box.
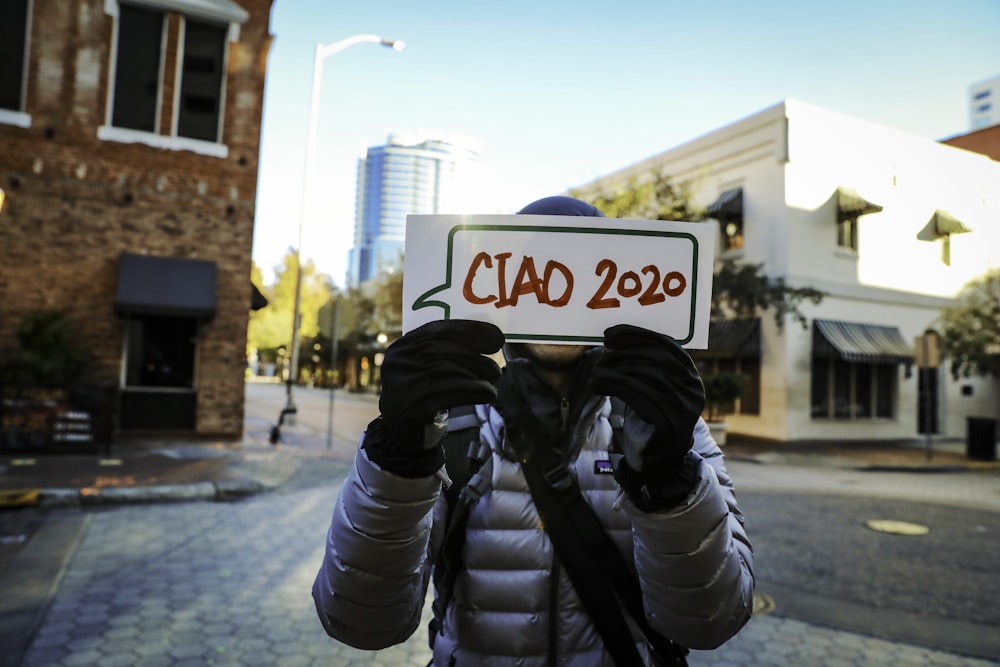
[0,438,288,509]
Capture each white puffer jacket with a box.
[313,367,754,665]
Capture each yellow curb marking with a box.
[865,519,930,536]
[0,489,41,507]
[753,592,775,615]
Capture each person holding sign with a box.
[313,196,754,666]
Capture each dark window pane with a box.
[876,364,895,418]
[717,359,738,415]
[177,19,226,141]
[811,358,829,418]
[855,364,872,418]
[0,0,29,111]
[112,5,163,132]
[833,360,851,419]
[837,218,858,251]
[739,358,761,415]
[125,316,197,388]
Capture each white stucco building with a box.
[575,100,1000,443]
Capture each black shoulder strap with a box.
[498,376,688,667]
[439,405,484,506]
[429,405,490,649]
[609,395,627,453]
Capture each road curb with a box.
[34,479,273,508]
[856,464,972,473]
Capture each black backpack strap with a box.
[429,405,491,650]
[498,376,688,667]
[609,395,627,454]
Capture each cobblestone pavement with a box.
[9,445,999,667]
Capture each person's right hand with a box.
[367,320,504,477]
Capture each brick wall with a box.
[0,0,275,439]
[942,124,1000,162]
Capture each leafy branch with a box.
[572,173,825,332]
[939,268,1000,380]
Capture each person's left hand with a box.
[590,325,706,508]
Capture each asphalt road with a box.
[740,491,1000,659]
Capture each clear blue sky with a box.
[252,0,1000,287]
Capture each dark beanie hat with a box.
[517,195,605,217]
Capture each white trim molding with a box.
[97,125,229,158]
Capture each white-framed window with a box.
[0,0,32,127]
[110,4,165,134]
[810,319,913,420]
[834,187,882,254]
[836,215,859,252]
[707,187,744,253]
[100,0,247,157]
[176,19,228,142]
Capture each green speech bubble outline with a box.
[411,224,700,344]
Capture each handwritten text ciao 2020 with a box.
[461,251,688,310]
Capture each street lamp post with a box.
[283,35,405,425]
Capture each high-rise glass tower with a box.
[350,130,482,284]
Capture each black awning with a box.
[251,282,268,311]
[916,209,972,241]
[115,253,217,319]
[836,187,883,220]
[813,319,914,364]
[693,318,761,359]
[707,188,743,220]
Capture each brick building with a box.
[942,124,1000,162]
[1,0,274,442]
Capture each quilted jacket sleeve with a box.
[312,427,442,650]
[625,418,754,650]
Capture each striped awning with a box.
[813,319,914,364]
[836,187,883,220]
[692,318,761,359]
[708,188,743,220]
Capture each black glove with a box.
[367,319,504,477]
[590,324,706,510]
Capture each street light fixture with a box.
[283,34,405,425]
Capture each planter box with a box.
[707,421,727,446]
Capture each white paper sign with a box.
[402,214,717,348]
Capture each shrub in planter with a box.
[0,310,93,386]
[702,372,745,423]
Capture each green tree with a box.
[583,176,705,222]
[371,269,404,338]
[246,251,335,364]
[571,174,824,332]
[939,268,1000,379]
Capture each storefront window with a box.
[812,358,897,420]
[124,315,197,388]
